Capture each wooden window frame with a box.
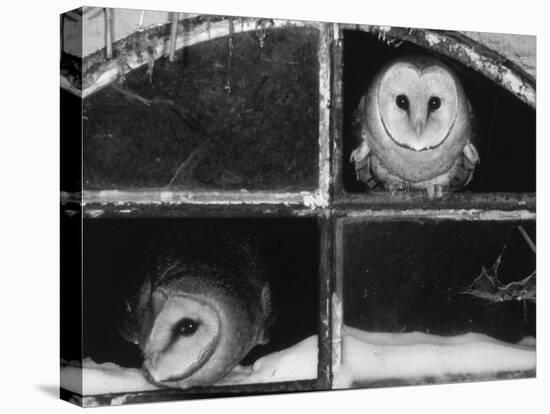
[60,14,536,406]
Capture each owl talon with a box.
[426,186,435,199]
[387,182,410,197]
[426,184,444,199]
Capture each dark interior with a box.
[343,219,535,343]
[80,217,319,369]
[342,30,536,193]
[83,27,320,191]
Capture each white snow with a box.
[61,358,161,395]
[333,326,536,388]
[220,335,319,385]
[61,327,535,395]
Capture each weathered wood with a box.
[60,190,536,217]
[352,369,535,389]
[63,379,320,407]
[462,31,536,78]
[338,208,535,221]
[342,25,536,108]
[318,217,334,389]
[330,23,344,198]
[61,16,536,108]
[334,192,536,212]
[75,189,328,208]
[331,218,344,381]
[317,24,332,207]
[78,202,322,219]
[64,17,320,98]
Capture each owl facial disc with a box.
[378,62,459,151]
[142,294,221,384]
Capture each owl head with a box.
[360,54,474,182]
[139,286,223,385]
[119,231,273,389]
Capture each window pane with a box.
[80,218,320,395]
[83,27,320,191]
[340,218,535,386]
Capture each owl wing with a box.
[350,97,382,189]
[353,151,382,190]
[351,130,385,189]
[449,141,480,190]
[463,141,480,165]
[350,96,370,162]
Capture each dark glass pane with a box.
[343,219,535,341]
[83,27,319,191]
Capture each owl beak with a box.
[410,113,426,138]
[413,121,424,137]
[409,109,426,138]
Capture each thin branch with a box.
[169,12,179,62]
[109,84,153,106]
[518,225,536,253]
[168,143,212,187]
[107,84,220,188]
[104,8,113,59]
[109,85,175,107]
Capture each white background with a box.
[0,0,547,412]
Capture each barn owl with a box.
[350,54,479,197]
[118,231,272,389]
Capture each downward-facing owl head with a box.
[375,55,463,151]
[140,286,224,385]
[119,231,272,389]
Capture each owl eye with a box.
[428,96,441,111]
[395,94,409,110]
[175,318,200,337]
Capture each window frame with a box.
[60,13,537,406]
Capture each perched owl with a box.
[118,230,272,389]
[350,54,479,196]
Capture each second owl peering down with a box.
[350,54,480,197]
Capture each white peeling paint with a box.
[303,191,329,209]
[424,32,441,46]
[317,24,332,206]
[76,17,319,98]
[331,293,343,376]
[85,209,104,218]
[344,209,535,221]
[453,41,535,106]
[342,23,536,108]
[83,190,316,207]
[159,191,174,202]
